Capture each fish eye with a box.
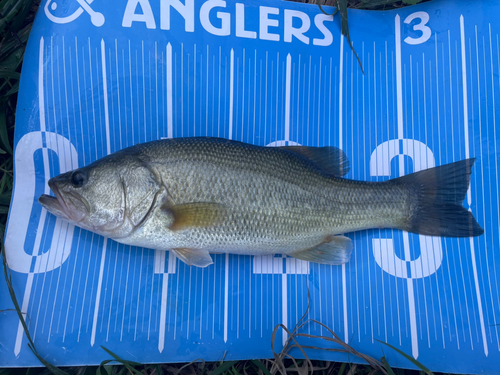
[71,170,87,187]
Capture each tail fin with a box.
[396,158,484,237]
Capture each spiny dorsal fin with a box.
[280,146,350,177]
[162,202,226,231]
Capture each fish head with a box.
[38,159,127,237]
[39,154,164,238]
[38,154,161,239]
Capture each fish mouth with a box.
[38,181,87,222]
[38,194,71,221]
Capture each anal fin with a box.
[172,248,214,267]
[290,236,353,265]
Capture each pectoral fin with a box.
[290,236,353,265]
[172,248,214,267]
[162,202,226,231]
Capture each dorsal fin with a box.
[280,146,350,177]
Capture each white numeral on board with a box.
[5,131,78,273]
[370,140,443,279]
[404,11,431,45]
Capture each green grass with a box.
[0,0,444,374]
[0,0,38,244]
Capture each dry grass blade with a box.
[271,323,315,375]
[0,307,30,325]
[346,364,357,375]
[268,283,315,375]
[299,319,386,370]
[268,282,388,375]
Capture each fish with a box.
[38,137,484,267]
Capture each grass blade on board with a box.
[376,340,434,375]
[97,360,114,375]
[100,346,144,375]
[2,249,69,375]
[381,357,396,375]
[100,346,142,367]
[314,0,364,74]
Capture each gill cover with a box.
[120,157,164,229]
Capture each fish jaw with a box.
[38,180,87,223]
[38,194,72,221]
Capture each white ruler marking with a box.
[14,274,34,355]
[91,239,107,345]
[338,34,349,344]
[489,25,500,351]
[223,49,235,343]
[285,54,291,143]
[229,49,234,140]
[395,14,418,359]
[101,40,110,154]
[167,43,173,138]
[90,39,111,347]
[224,253,229,342]
[282,271,288,345]
[460,15,488,357]
[279,53,293,345]
[158,274,169,353]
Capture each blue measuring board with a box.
[1,0,499,372]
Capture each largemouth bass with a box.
[38,137,484,267]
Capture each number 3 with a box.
[404,11,431,45]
